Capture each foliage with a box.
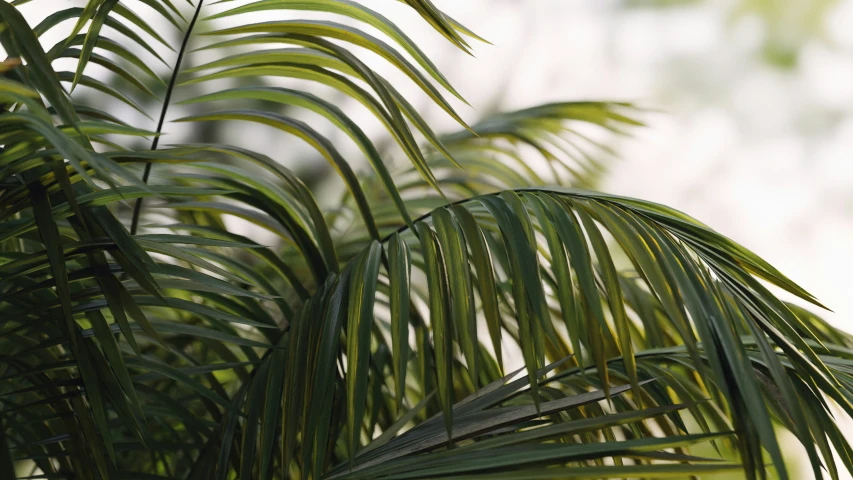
[1,1,852,479]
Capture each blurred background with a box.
[393,0,853,340]
[15,0,853,477]
[394,3,853,476]
[427,2,853,477]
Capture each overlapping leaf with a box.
[2,1,853,479]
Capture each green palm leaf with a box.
[1,1,851,479]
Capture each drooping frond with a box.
[1,0,852,479]
[331,101,643,259]
[184,187,850,479]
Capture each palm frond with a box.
[1,1,851,479]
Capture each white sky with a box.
[426,0,853,338]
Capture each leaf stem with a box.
[129,0,205,235]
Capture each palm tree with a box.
[1,1,852,478]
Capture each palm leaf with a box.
[1,1,851,479]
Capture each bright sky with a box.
[414,1,853,343]
[425,3,853,477]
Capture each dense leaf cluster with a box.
[1,1,852,479]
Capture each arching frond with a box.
[1,1,851,479]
